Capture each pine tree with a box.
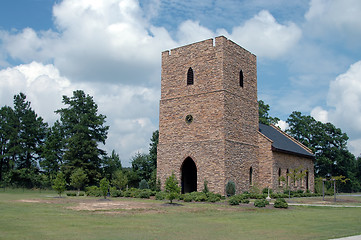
[56,90,109,185]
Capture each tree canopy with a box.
[56,90,109,185]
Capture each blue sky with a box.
[0,0,361,166]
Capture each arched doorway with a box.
[181,157,197,194]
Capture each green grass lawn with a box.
[0,189,361,240]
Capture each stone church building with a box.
[157,36,314,195]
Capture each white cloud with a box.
[305,0,361,45]
[218,10,302,58]
[311,106,328,123]
[176,20,215,45]
[327,61,361,134]
[276,120,288,131]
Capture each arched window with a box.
[187,67,194,85]
[278,168,281,186]
[239,69,244,88]
[249,167,253,186]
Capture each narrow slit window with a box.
[187,67,194,85]
[249,167,253,186]
[278,168,281,186]
[239,70,244,88]
[286,169,289,186]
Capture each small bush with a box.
[183,193,193,202]
[86,186,102,197]
[110,187,122,197]
[66,192,76,196]
[226,180,236,196]
[228,196,240,205]
[254,199,269,208]
[78,192,85,196]
[138,190,151,199]
[241,199,250,204]
[139,179,149,190]
[206,192,221,202]
[155,191,166,200]
[262,188,273,195]
[202,180,209,194]
[274,198,288,208]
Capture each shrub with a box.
[228,196,240,205]
[139,179,149,190]
[192,192,207,202]
[66,192,76,196]
[86,186,102,197]
[202,180,209,194]
[100,178,110,199]
[155,191,166,200]
[254,199,269,208]
[183,193,193,202]
[165,173,180,204]
[262,188,273,195]
[138,190,151,199]
[225,180,236,196]
[207,192,221,202]
[78,192,85,196]
[110,187,122,197]
[241,199,250,204]
[274,198,288,208]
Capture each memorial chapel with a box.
[157,36,314,195]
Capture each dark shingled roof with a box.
[259,123,314,159]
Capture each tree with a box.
[40,120,64,182]
[70,168,88,196]
[11,93,47,170]
[53,172,67,197]
[0,106,16,182]
[101,150,122,180]
[165,172,180,204]
[131,152,153,184]
[258,100,280,125]
[286,111,359,192]
[149,130,159,168]
[55,90,109,185]
[112,169,128,190]
[99,177,109,199]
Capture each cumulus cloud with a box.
[311,106,328,123]
[0,61,159,166]
[218,10,302,58]
[327,61,361,133]
[276,120,289,131]
[305,0,361,45]
[311,61,361,156]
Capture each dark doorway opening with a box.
[181,157,197,194]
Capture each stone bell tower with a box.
[157,36,258,195]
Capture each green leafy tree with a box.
[11,93,47,170]
[99,177,109,199]
[286,111,359,192]
[53,172,67,197]
[40,120,64,182]
[131,152,153,184]
[0,106,16,182]
[70,168,88,196]
[165,172,180,204]
[101,150,122,180]
[112,169,128,190]
[139,179,149,189]
[258,100,280,125]
[149,130,159,168]
[55,90,109,185]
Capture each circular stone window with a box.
[185,114,193,124]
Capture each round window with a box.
[185,115,193,124]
